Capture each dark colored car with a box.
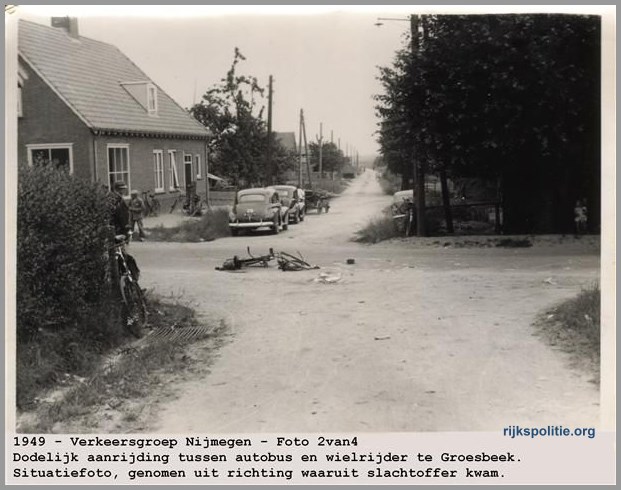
[229,188,289,236]
[268,185,305,224]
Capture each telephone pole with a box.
[317,122,323,178]
[266,75,274,185]
[411,14,426,237]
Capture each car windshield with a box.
[238,194,267,203]
[394,192,412,202]
[276,189,291,197]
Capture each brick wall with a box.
[18,59,94,180]
[94,136,208,198]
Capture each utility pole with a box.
[297,109,312,189]
[317,122,323,178]
[266,75,273,185]
[411,14,426,237]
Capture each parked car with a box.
[391,190,414,218]
[229,188,289,236]
[268,185,305,224]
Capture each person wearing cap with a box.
[129,189,146,241]
[108,181,131,239]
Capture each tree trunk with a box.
[440,168,453,234]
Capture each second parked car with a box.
[268,185,305,224]
[229,188,289,236]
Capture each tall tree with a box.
[376,14,600,233]
[190,48,295,186]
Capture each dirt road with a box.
[134,170,600,432]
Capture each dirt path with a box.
[133,170,600,432]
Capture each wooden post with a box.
[266,75,273,185]
[440,168,453,233]
[411,14,426,237]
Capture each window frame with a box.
[107,144,131,194]
[168,150,179,191]
[195,154,202,180]
[153,150,164,192]
[26,143,74,174]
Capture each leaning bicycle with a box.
[142,190,161,217]
[112,233,147,338]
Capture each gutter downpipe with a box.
[92,130,99,184]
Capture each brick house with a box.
[17,18,211,202]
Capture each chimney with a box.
[51,17,79,39]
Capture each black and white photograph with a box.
[6,3,614,459]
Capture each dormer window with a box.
[120,81,158,115]
[147,84,158,114]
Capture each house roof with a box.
[275,132,297,152]
[18,19,210,139]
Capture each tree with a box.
[190,48,295,186]
[309,141,346,175]
[376,14,600,233]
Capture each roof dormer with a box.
[120,81,158,116]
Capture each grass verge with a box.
[17,294,228,433]
[147,208,231,242]
[534,283,600,382]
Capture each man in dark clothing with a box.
[109,181,131,239]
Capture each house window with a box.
[27,143,73,173]
[168,150,179,190]
[153,150,164,192]
[195,154,202,179]
[147,84,158,114]
[108,145,130,194]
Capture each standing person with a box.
[574,199,588,234]
[109,181,131,240]
[129,189,146,241]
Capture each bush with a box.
[16,164,125,407]
[353,214,400,243]
[378,169,401,195]
[147,208,231,242]
[536,283,600,380]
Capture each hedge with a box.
[16,164,126,406]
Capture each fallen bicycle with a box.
[215,247,275,271]
[215,248,319,272]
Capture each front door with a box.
[184,154,193,191]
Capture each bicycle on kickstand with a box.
[111,233,147,338]
[142,190,161,217]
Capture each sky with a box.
[11,5,610,160]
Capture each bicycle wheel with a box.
[151,198,161,216]
[121,278,147,338]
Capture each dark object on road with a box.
[346,258,356,265]
[215,247,319,272]
[495,238,533,248]
[216,247,275,271]
[276,251,319,271]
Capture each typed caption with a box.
[7,432,615,485]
